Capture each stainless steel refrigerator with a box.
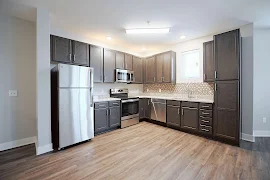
[51,63,94,150]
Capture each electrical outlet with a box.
[147,89,149,92]
[9,90,18,97]
[159,89,161,93]
[263,118,267,123]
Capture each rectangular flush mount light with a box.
[126,28,170,34]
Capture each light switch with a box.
[9,90,18,97]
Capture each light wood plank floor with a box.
[0,122,269,180]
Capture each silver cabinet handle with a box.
[181,109,184,115]
[215,71,217,79]
[178,108,180,114]
[182,107,198,110]
[215,83,217,91]
[154,77,155,82]
[148,100,150,105]
[201,120,210,123]
[201,106,210,108]
[202,112,210,115]
[69,54,72,61]
[73,54,76,62]
[201,128,210,132]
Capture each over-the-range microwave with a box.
[115,69,134,83]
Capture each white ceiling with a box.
[2,0,270,55]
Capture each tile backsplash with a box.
[143,83,214,96]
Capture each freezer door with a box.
[58,63,91,88]
[59,88,94,148]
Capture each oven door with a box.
[121,99,139,120]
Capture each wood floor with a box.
[0,122,269,180]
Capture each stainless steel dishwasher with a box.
[150,99,166,123]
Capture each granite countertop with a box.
[130,94,214,104]
[93,97,121,103]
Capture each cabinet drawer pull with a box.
[201,105,210,108]
[202,112,210,115]
[178,108,180,115]
[200,124,209,127]
[182,107,198,110]
[201,128,210,132]
[69,54,72,61]
[113,103,119,105]
[201,120,210,123]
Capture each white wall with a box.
[253,28,270,136]
[0,15,36,147]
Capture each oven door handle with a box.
[122,99,139,103]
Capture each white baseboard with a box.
[241,133,255,142]
[0,136,37,152]
[253,130,270,137]
[36,143,53,155]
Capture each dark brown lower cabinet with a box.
[94,101,120,134]
[139,98,151,120]
[180,102,199,131]
[214,80,240,145]
[166,101,181,128]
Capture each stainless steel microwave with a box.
[115,69,134,83]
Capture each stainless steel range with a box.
[110,88,139,128]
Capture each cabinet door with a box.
[72,41,89,66]
[125,54,133,70]
[90,45,104,82]
[133,56,143,83]
[144,99,151,119]
[215,29,240,80]
[163,52,172,83]
[181,107,198,131]
[94,108,108,133]
[115,52,125,69]
[51,36,72,63]
[167,105,181,128]
[109,107,121,128]
[156,54,163,83]
[214,81,239,144]
[104,49,116,83]
[139,99,145,119]
[145,57,156,83]
[203,41,214,82]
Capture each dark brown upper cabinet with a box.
[153,51,176,84]
[180,102,199,131]
[51,35,72,64]
[133,56,143,84]
[103,49,116,83]
[203,41,214,82]
[51,35,89,66]
[214,29,240,81]
[124,53,133,70]
[115,51,125,69]
[144,56,156,83]
[214,80,239,144]
[72,41,89,66]
[90,45,104,83]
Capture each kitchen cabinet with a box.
[203,41,214,82]
[94,101,121,134]
[214,81,239,144]
[181,102,199,131]
[144,56,156,83]
[51,35,89,66]
[72,40,89,66]
[124,53,133,70]
[199,103,213,135]
[166,100,181,128]
[90,45,104,82]
[139,98,151,119]
[214,29,240,81]
[145,51,176,84]
[104,49,116,83]
[133,56,143,83]
[51,35,72,64]
[116,51,125,69]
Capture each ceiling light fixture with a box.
[141,48,147,51]
[126,28,170,34]
[106,36,112,40]
[180,35,186,39]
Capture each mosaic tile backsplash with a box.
[143,83,214,96]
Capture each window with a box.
[181,50,200,79]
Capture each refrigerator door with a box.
[58,63,91,88]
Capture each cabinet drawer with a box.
[199,103,213,110]
[109,101,120,107]
[199,109,212,118]
[181,102,199,108]
[199,124,213,135]
[167,100,180,107]
[94,102,108,109]
[199,117,213,126]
